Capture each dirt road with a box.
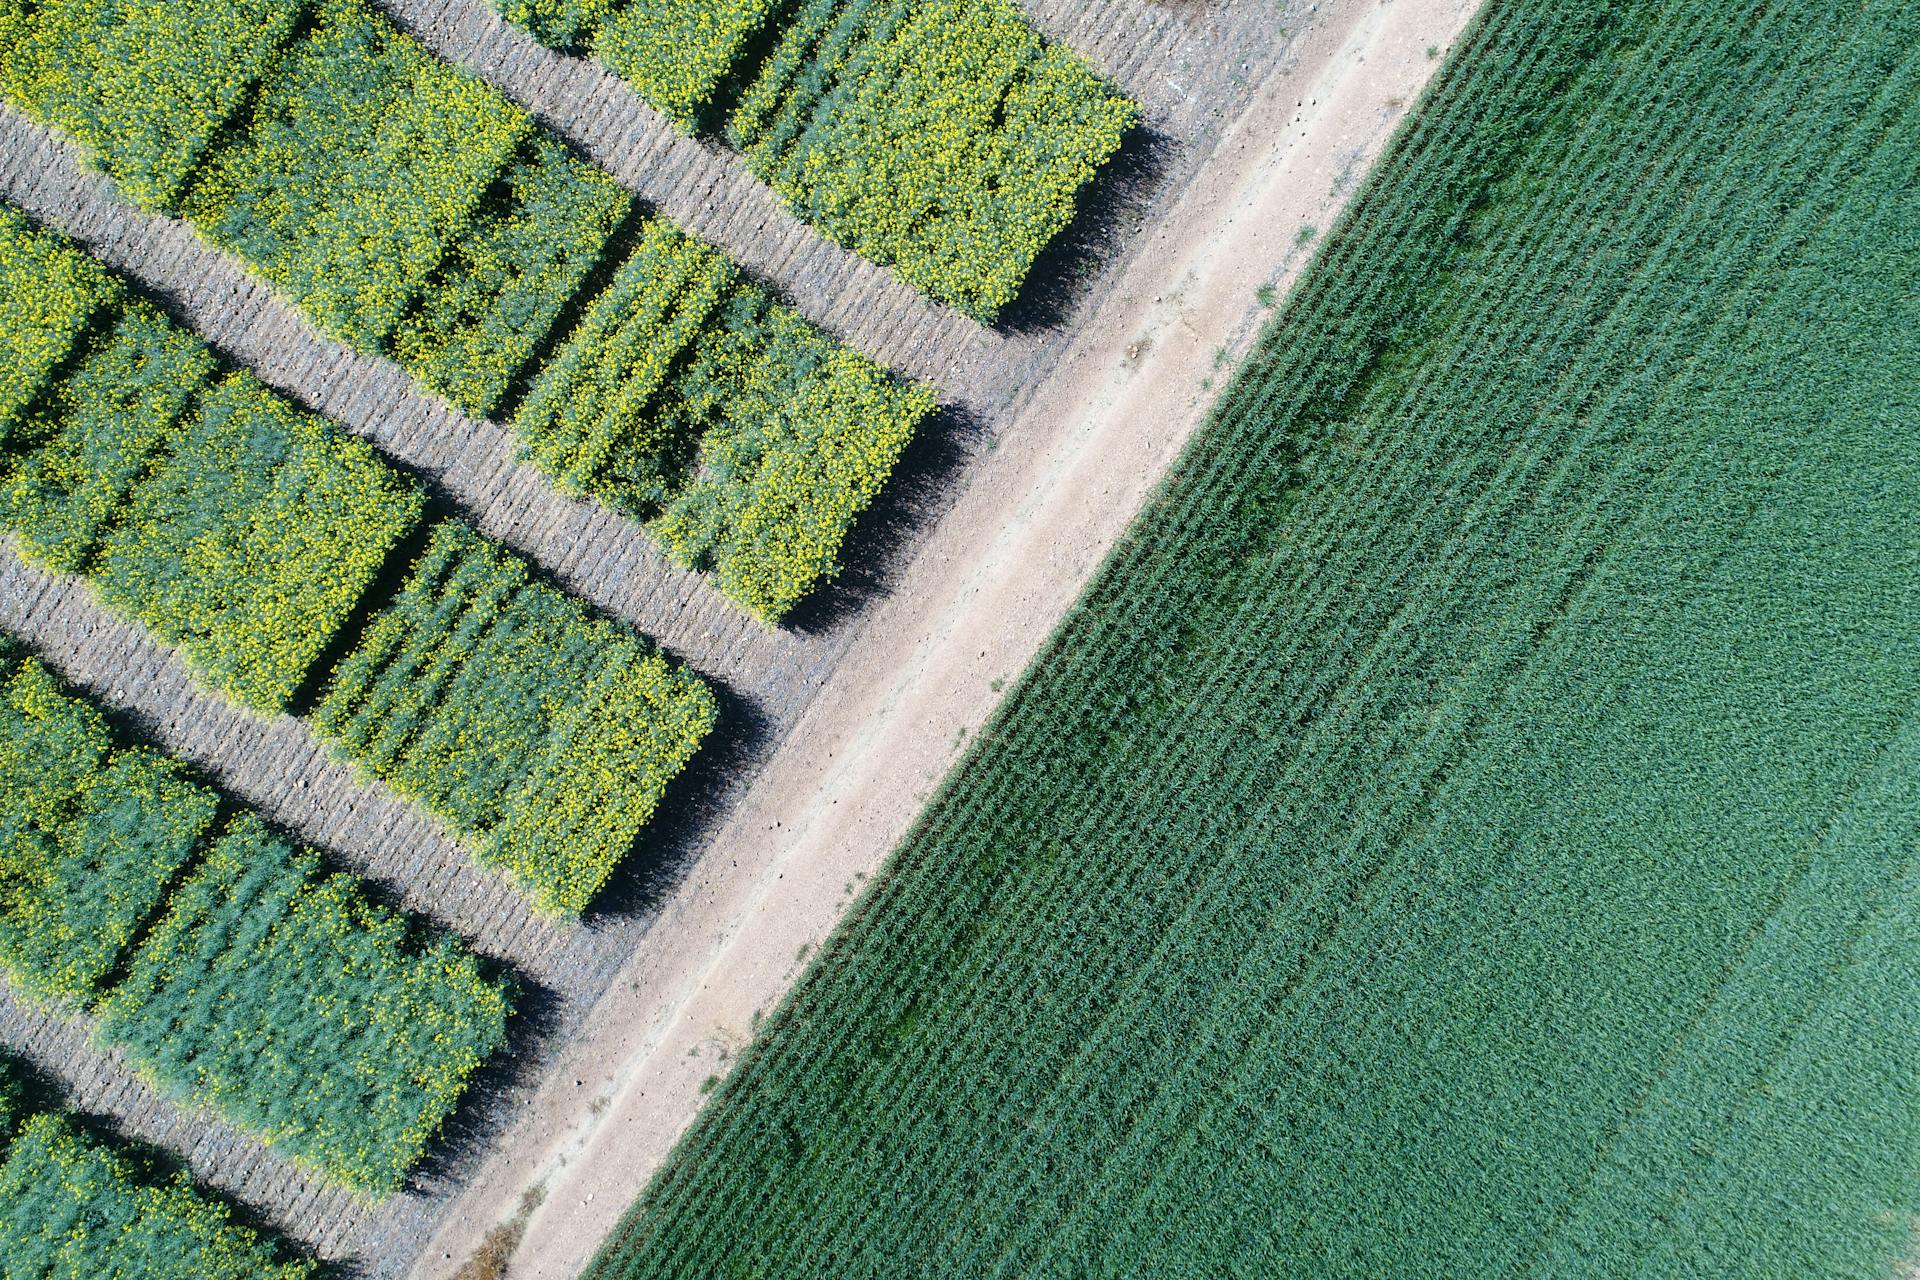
[417,1,1484,1274]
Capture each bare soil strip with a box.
[417,2,1485,1275]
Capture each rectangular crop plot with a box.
[99,813,514,1195]
[182,0,530,350]
[4,0,936,620]
[519,232,934,621]
[0,299,217,573]
[729,0,1137,320]
[593,0,781,131]
[0,642,217,1006]
[514,218,737,507]
[315,520,718,915]
[648,288,934,621]
[94,369,424,713]
[0,205,121,438]
[0,1106,315,1279]
[495,0,1138,320]
[390,134,635,420]
[0,0,308,210]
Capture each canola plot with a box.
[0,0,932,622]
[0,208,714,916]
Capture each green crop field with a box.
[587,1,1920,1275]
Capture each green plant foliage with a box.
[99,813,513,1195]
[0,654,217,1006]
[587,3,1920,1277]
[593,0,780,131]
[390,134,635,420]
[0,212,713,910]
[0,0,307,210]
[182,0,530,350]
[0,1110,315,1278]
[0,1057,30,1151]
[0,300,216,573]
[315,520,717,915]
[519,240,933,622]
[515,217,734,507]
[0,639,517,1195]
[0,204,121,439]
[496,0,1136,319]
[93,369,424,712]
[650,290,933,622]
[494,0,622,50]
[4,0,936,621]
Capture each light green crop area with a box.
[588,1,1920,1275]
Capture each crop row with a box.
[0,205,716,916]
[0,0,934,622]
[0,1057,313,1277]
[498,0,1137,321]
[0,640,513,1194]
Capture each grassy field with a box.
[586,1,1920,1275]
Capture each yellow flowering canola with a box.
[0,1106,315,1278]
[315,521,718,916]
[494,0,1138,320]
[3,0,940,622]
[0,210,719,922]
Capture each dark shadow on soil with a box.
[782,398,990,639]
[584,675,775,923]
[994,124,1179,336]
[409,969,564,1200]
[281,516,437,722]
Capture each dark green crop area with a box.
[589,1,1920,1275]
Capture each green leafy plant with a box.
[0,0,307,211]
[94,369,423,713]
[180,0,529,351]
[390,135,635,419]
[0,300,216,573]
[0,649,218,1006]
[5,0,936,621]
[0,205,122,438]
[495,0,1139,320]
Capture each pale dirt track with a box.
[422,1,1485,1275]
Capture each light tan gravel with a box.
[416,1,1484,1275]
